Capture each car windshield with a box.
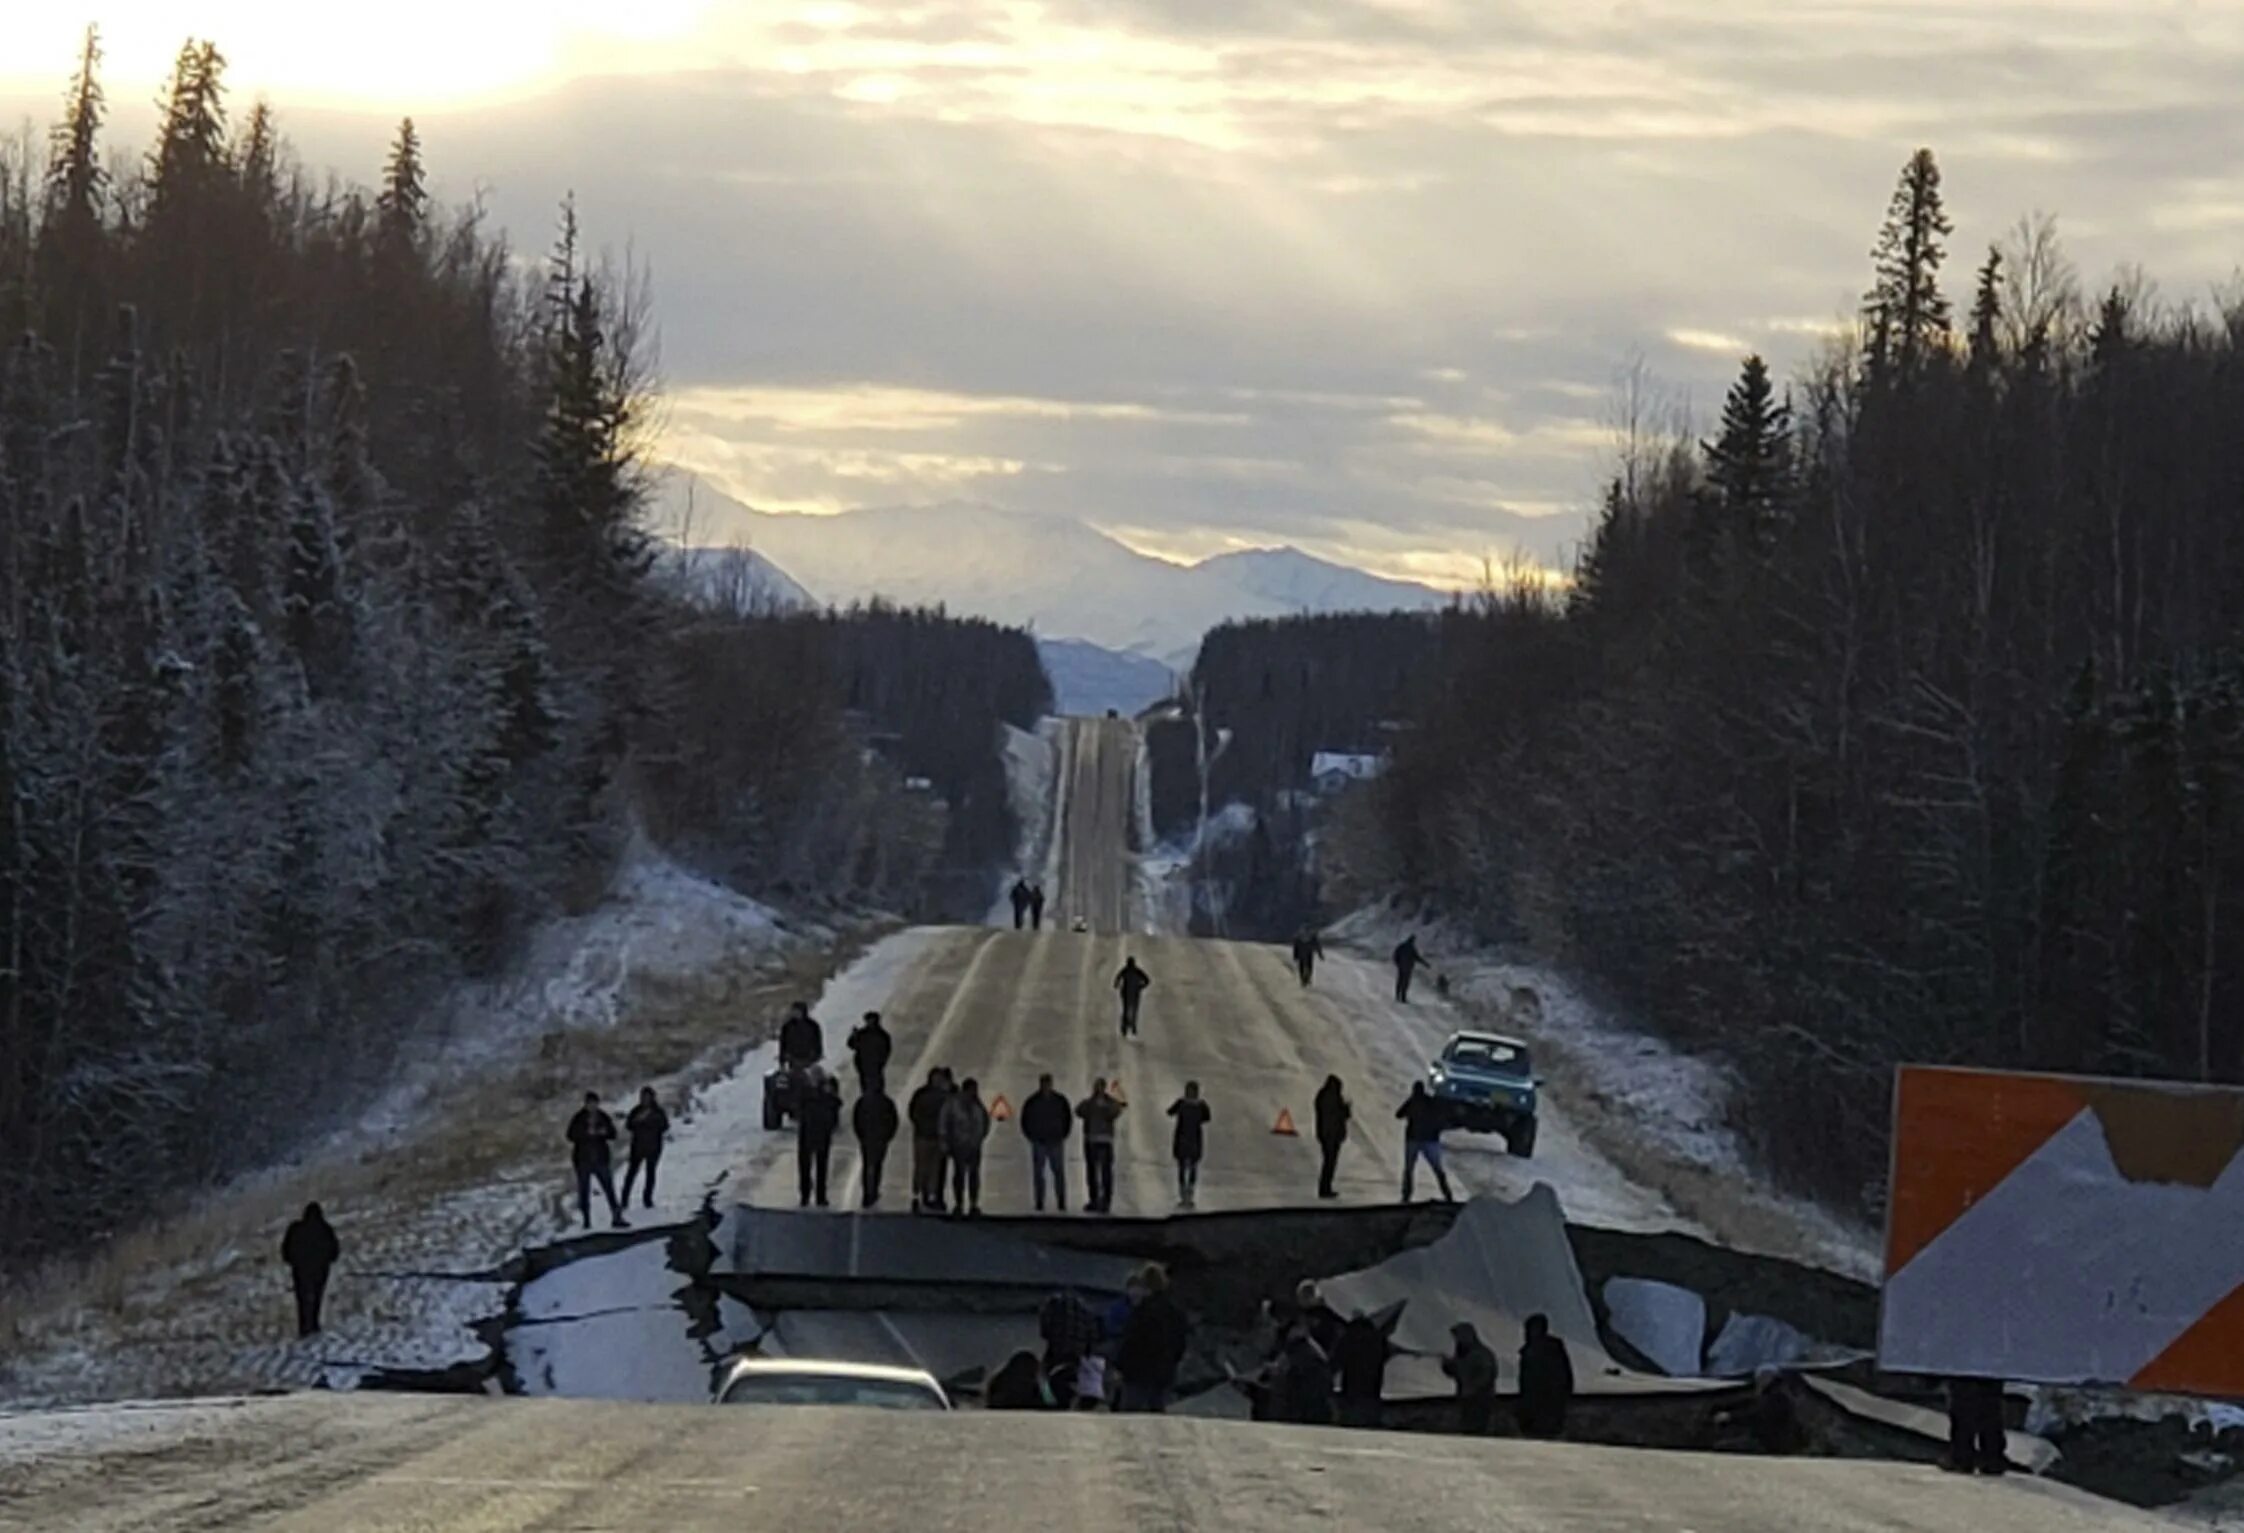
[719,1374,946,1410]
[1447,1039,1529,1076]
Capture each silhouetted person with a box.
[1314,1075,1351,1199]
[1275,1318,1336,1426]
[1113,957,1151,1037]
[1115,1264,1189,1413]
[847,1010,893,1094]
[1396,1082,1454,1203]
[1291,928,1325,986]
[987,1349,1053,1410]
[1167,1081,1211,1208]
[281,1202,340,1338]
[1946,1377,2008,1474]
[1334,1312,1399,1429]
[567,1091,627,1230]
[909,1067,953,1213]
[1077,1078,1126,1212]
[1443,1322,1498,1436]
[1517,1313,1574,1439]
[1022,1072,1074,1211]
[942,1077,993,1216]
[1010,878,1032,929]
[1392,935,1423,1003]
[797,1072,842,1208]
[778,1001,823,1068]
[854,1084,900,1209]
[622,1086,669,1209]
[1029,884,1047,931]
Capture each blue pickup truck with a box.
[1426,1030,1539,1157]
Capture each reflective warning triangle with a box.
[1271,1107,1298,1136]
[989,1094,1012,1121]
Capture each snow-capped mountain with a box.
[1037,638,1177,717]
[647,469,1448,663]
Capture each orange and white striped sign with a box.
[1880,1065,2244,1396]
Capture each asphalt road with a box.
[0,1394,2173,1532]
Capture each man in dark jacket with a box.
[621,1087,670,1209]
[567,1091,628,1230]
[1443,1322,1498,1435]
[1010,878,1032,929]
[1313,1075,1351,1199]
[1029,884,1046,930]
[908,1068,953,1213]
[1333,1312,1398,1428]
[846,1010,893,1094]
[1077,1079,1127,1212]
[1290,928,1325,986]
[1393,935,1423,1002]
[1396,1083,1455,1203]
[1517,1313,1574,1438]
[940,1077,993,1217]
[1113,957,1151,1037]
[1275,1323,1336,1425]
[778,1002,824,1068]
[797,1073,843,1208]
[1115,1264,1190,1413]
[1167,1081,1212,1209]
[853,1084,900,1209]
[1021,1073,1074,1211]
[280,1202,341,1338]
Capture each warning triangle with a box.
[989,1094,1012,1121]
[1271,1107,1298,1137]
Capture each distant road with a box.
[0,1394,2161,1532]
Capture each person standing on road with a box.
[1392,935,1424,1003]
[1029,884,1047,931]
[567,1091,628,1230]
[280,1202,341,1338]
[1021,1072,1074,1211]
[1443,1322,1498,1435]
[621,1087,670,1210]
[908,1067,953,1213]
[1166,1081,1212,1209]
[778,1001,824,1067]
[1077,1078,1127,1212]
[1945,1376,2008,1474]
[940,1076,993,1217]
[1291,928,1325,986]
[1333,1312,1398,1429]
[1115,1263,1190,1413]
[853,1082,900,1209]
[1113,956,1151,1037]
[797,1071,843,1208]
[1010,878,1032,929]
[846,1010,893,1095]
[1517,1313,1575,1439]
[1396,1082,1455,1203]
[1313,1075,1351,1199]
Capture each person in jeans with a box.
[940,1076,993,1216]
[1166,1081,1211,1209]
[1077,1078,1127,1213]
[1021,1073,1074,1211]
[1396,1082,1455,1203]
[566,1091,627,1230]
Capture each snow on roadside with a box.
[986,719,1061,926]
[1329,905,1878,1278]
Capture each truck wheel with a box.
[1508,1122,1537,1158]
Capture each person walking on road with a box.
[1115,1263,1190,1413]
[1291,928,1325,986]
[1077,1078,1127,1212]
[1313,1075,1351,1199]
[1392,935,1424,1003]
[1010,878,1032,929]
[846,1010,893,1094]
[1113,956,1151,1037]
[797,1071,843,1208]
[908,1067,953,1213]
[778,1001,824,1068]
[567,1091,628,1230]
[941,1076,993,1217]
[1334,1312,1399,1429]
[1167,1081,1212,1209]
[281,1202,341,1338]
[1396,1082,1455,1203]
[622,1087,670,1209]
[1443,1322,1499,1435]
[1029,884,1047,931]
[1517,1313,1575,1439]
[1022,1073,1074,1211]
[853,1083,900,1209]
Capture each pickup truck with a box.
[1426,1030,1539,1157]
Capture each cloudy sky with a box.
[10,3,2244,585]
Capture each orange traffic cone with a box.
[1271,1107,1299,1137]
[990,1094,1013,1122]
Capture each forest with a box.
[1334,149,2244,1210]
[0,32,1040,1260]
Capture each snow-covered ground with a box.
[1329,906,1879,1277]
[0,844,833,1409]
[986,719,1061,926]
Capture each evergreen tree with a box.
[146,41,229,224]
[533,271,648,619]
[43,26,105,234]
[1699,353,1792,551]
[234,99,279,211]
[1863,148,1953,378]
[1967,246,2003,375]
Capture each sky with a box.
[9,3,2244,586]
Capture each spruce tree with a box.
[1862,148,1953,378]
[1967,246,2003,375]
[376,118,427,254]
[146,41,229,224]
[1700,353,1792,550]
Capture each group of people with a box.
[988,1265,1192,1411]
[1007,878,1050,930]
[564,1086,673,1229]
